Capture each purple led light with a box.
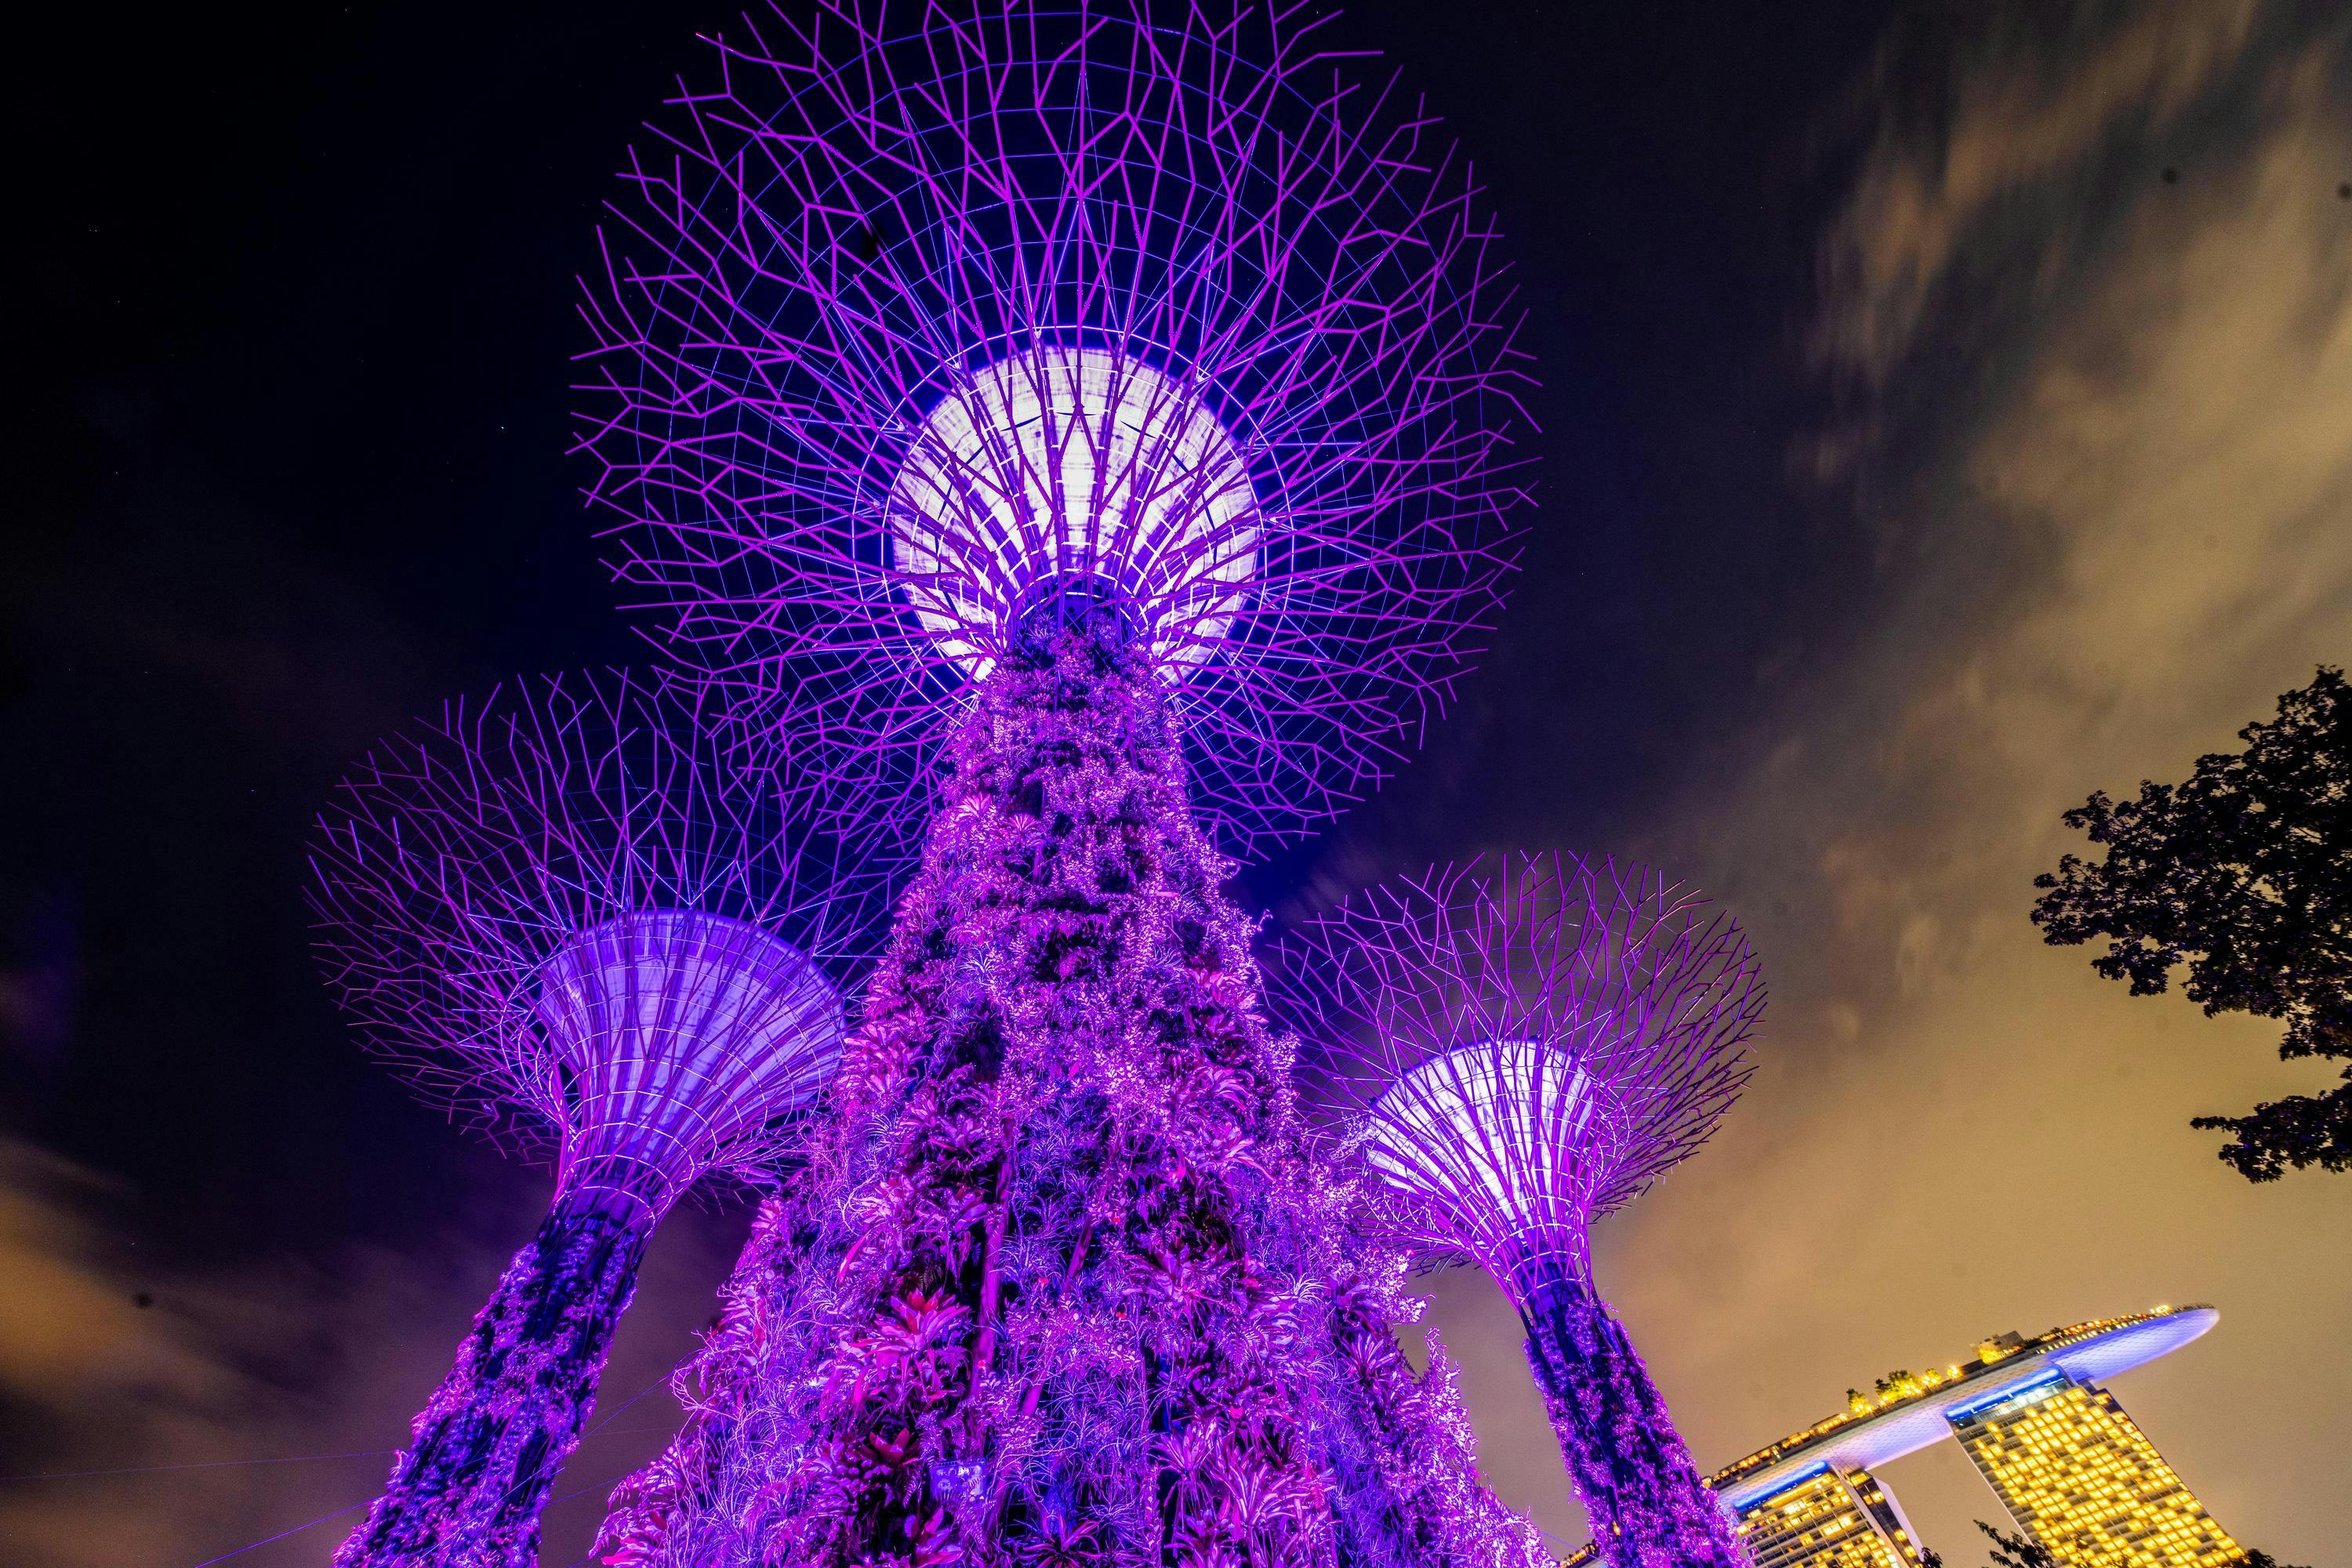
[885,346,1261,678]
[543,4,1559,1562]
[591,633,1552,1568]
[1267,853,1764,1568]
[535,909,847,1220]
[575,0,1534,858]
[308,670,893,1567]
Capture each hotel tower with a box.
[1944,1369,2236,1568]
[1731,1465,1929,1568]
[1570,1305,2240,1568]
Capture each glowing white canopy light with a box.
[1363,1040,1632,1264]
[532,909,847,1218]
[887,346,1261,677]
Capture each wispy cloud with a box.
[1421,6,2352,1562]
[1812,0,2266,387]
[0,1142,739,1568]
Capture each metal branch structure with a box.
[575,0,1534,858]
[1267,852,1763,1568]
[308,669,895,1568]
[562,5,1555,1566]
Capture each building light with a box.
[1699,1306,2234,1568]
[1949,1382,2239,1568]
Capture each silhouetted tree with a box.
[1971,1520,2054,1568]
[2032,666,2352,1181]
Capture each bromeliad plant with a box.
[568,0,1571,1562]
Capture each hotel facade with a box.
[1569,1305,2238,1568]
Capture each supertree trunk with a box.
[597,620,1541,1568]
[1513,1262,1743,1568]
[338,1192,651,1568]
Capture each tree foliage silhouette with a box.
[2032,666,2352,1181]
[1972,1520,2054,1568]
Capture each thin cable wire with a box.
[188,1497,376,1568]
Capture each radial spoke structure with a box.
[575,0,1535,859]
[307,670,894,1568]
[1268,853,1765,1568]
[563,2,1560,1565]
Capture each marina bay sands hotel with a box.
[1570,1304,2241,1568]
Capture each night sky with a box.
[6,2,2349,1566]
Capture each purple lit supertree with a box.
[575,0,1531,858]
[1265,854,1763,1568]
[572,4,1548,1567]
[308,670,891,1568]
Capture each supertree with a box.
[308,670,892,1568]
[571,3,1544,1566]
[1264,853,1762,1568]
[575,0,1531,858]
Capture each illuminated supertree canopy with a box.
[575,0,1534,855]
[1267,852,1762,1568]
[308,669,892,1568]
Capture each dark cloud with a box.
[7,1,2347,1564]
[0,1141,744,1568]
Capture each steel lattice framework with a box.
[1266,852,1762,1568]
[1266,851,1760,1287]
[575,0,1534,857]
[308,668,889,1200]
[310,669,901,1567]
